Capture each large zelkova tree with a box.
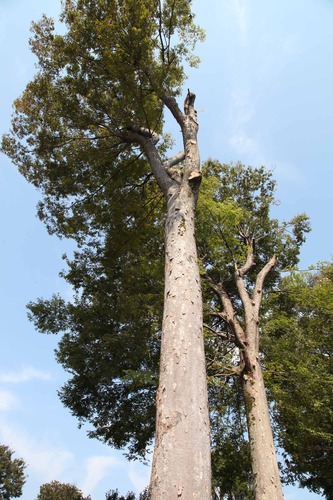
[0,445,26,500]
[2,0,211,497]
[24,159,314,498]
[196,160,310,499]
[262,263,333,499]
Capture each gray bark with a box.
[242,351,283,500]
[146,92,211,498]
[207,253,283,499]
[149,185,211,498]
[239,256,284,500]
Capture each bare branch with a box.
[213,366,242,378]
[161,94,185,128]
[203,273,246,349]
[163,150,185,169]
[253,254,277,312]
[125,125,159,144]
[203,323,231,341]
[237,243,256,277]
[119,126,176,198]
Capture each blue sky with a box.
[0,0,332,498]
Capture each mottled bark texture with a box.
[143,92,211,499]
[238,256,283,499]
[242,355,283,500]
[207,251,284,499]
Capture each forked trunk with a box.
[149,184,211,498]
[206,218,284,498]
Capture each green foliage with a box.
[1,0,203,243]
[105,488,149,500]
[27,180,164,459]
[197,160,310,288]
[209,379,254,500]
[0,445,26,500]
[13,1,190,460]
[105,490,135,500]
[36,480,90,500]
[25,160,312,494]
[198,160,310,496]
[262,263,333,498]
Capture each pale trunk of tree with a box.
[149,187,211,498]
[242,319,284,500]
[148,93,211,499]
[208,254,283,500]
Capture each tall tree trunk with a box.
[242,356,283,499]
[149,185,211,498]
[241,320,284,499]
[207,254,283,499]
[148,92,211,498]
[236,257,284,499]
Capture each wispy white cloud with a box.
[230,0,249,45]
[82,456,120,494]
[0,389,18,411]
[0,418,74,483]
[0,366,52,384]
[128,464,150,493]
[81,455,150,496]
[229,131,262,162]
[230,88,256,126]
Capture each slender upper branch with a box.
[140,139,177,198]
[204,273,246,349]
[237,244,256,277]
[253,254,277,313]
[161,94,185,128]
[119,126,176,198]
[163,150,185,169]
[235,269,251,315]
[203,322,231,342]
[235,240,256,316]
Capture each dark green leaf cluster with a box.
[28,180,164,459]
[36,480,91,500]
[0,445,26,500]
[262,263,333,498]
[209,378,254,500]
[105,487,149,500]
[26,161,311,491]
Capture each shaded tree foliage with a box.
[197,160,309,499]
[36,480,90,500]
[2,1,212,496]
[105,488,149,500]
[0,445,26,500]
[209,378,254,500]
[28,179,165,459]
[263,263,333,498]
[25,160,314,496]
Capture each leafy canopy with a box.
[28,160,310,495]
[197,160,310,287]
[0,445,26,500]
[36,480,90,500]
[262,263,333,498]
[2,0,204,243]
